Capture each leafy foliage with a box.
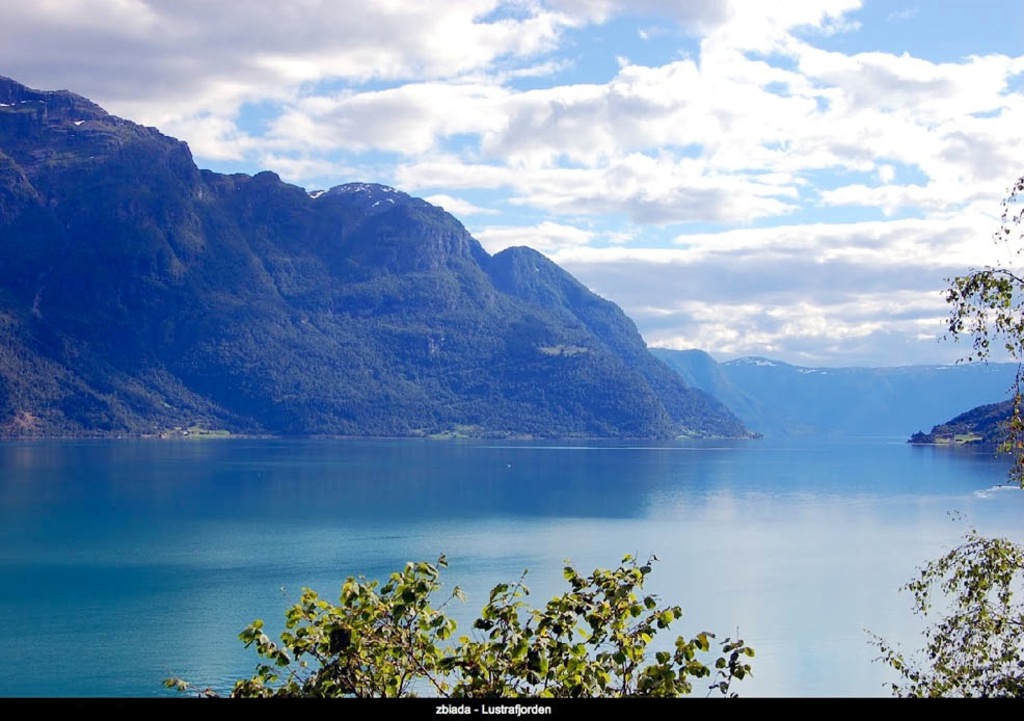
[167,555,754,698]
[874,176,1024,697]
[945,175,1024,484]
[872,531,1024,697]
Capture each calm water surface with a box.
[1,436,1022,697]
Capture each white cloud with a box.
[700,0,863,56]
[256,154,348,185]
[3,0,1022,365]
[887,6,918,22]
[423,194,499,217]
[395,155,512,190]
[546,213,1004,364]
[0,1,586,139]
[400,153,799,224]
[548,0,730,31]
[363,17,1023,229]
[267,82,510,155]
[613,292,955,366]
[12,0,1018,227]
[477,221,596,253]
[160,113,258,162]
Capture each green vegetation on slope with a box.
[0,76,746,440]
[907,399,1014,446]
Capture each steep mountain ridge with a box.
[0,76,746,439]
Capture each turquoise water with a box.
[1,436,1022,697]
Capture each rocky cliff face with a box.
[0,76,747,439]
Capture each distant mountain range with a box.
[652,348,1019,438]
[0,76,746,439]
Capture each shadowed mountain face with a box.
[0,77,746,439]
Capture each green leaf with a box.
[178,555,754,699]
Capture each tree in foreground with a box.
[873,176,1024,697]
[167,554,753,698]
[872,530,1024,697]
[945,175,1024,485]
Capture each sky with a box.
[2,0,1023,367]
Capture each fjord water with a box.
[2,437,1023,697]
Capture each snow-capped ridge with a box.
[729,356,780,367]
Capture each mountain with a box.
[0,76,746,440]
[908,399,1015,445]
[651,348,1019,438]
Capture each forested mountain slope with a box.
[0,76,746,439]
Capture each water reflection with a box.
[0,437,1021,696]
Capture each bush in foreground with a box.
[168,554,753,698]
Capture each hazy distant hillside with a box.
[909,399,1015,446]
[652,348,1018,438]
[0,76,746,440]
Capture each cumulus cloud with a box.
[548,213,1003,365]
[267,82,510,155]
[477,221,596,254]
[341,12,1022,230]
[3,0,1022,364]
[0,1,585,157]
[549,0,731,31]
[423,194,499,217]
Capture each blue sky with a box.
[2,0,1023,366]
